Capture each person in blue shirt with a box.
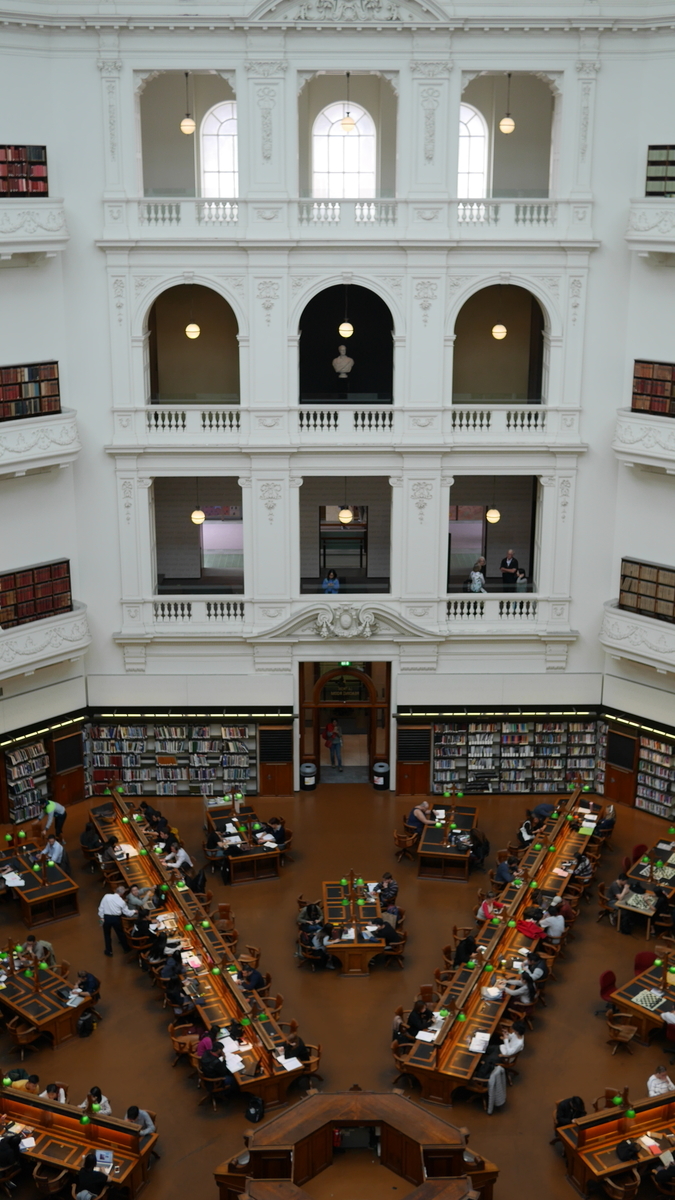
[532,803,555,821]
[321,570,340,594]
[239,964,265,993]
[495,856,519,885]
[406,801,435,835]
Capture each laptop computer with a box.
[95,1150,114,1174]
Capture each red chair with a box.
[595,969,617,1015]
[632,844,648,864]
[622,856,632,874]
[634,951,656,975]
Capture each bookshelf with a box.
[4,740,50,824]
[221,725,257,795]
[645,146,675,197]
[532,723,567,792]
[595,721,608,795]
[432,724,467,794]
[637,735,675,818]
[0,145,48,195]
[631,360,675,419]
[500,723,532,792]
[619,557,675,625]
[566,722,597,786]
[467,723,500,790]
[0,559,71,630]
[0,360,61,424]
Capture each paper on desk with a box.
[223,836,243,846]
[225,1054,246,1072]
[661,1151,674,1167]
[116,843,138,858]
[186,956,202,970]
[364,925,379,934]
[469,1032,490,1053]
[3,873,24,887]
[220,1036,242,1054]
[553,867,570,877]
[340,927,356,941]
[416,1030,437,1042]
[280,1056,303,1071]
[578,827,595,836]
[225,823,237,834]
[19,1138,35,1150]
[367,882,378,893]
[66,994,84,1007]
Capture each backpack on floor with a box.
[245,1096,265,1123]
[77,1011,95,1038]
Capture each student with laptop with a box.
[125,1105,156,1147]
[75,1150,108,1199]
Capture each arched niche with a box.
[460,74,555,199]
[299,284,394,404]
[140,71,236,198]
[298,73,397,199]
[148,284,240,403]
[452,285,545,404]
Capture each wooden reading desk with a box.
[206,809,282,884]
[0,1086,156,1195]
[417,806,478,881]
[321,876,385,976]
[90,797,304,1106]
[0,843,79,927]
[558,1091,675,1195]
[611,956,675,1045]
[0,951,93,1047]
[401,791,600,1104]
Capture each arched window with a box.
[312,102,376,200]
[201,101,238,198]
[458,103,488,199]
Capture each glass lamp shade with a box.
[341,112,356,133]
[191,508,206,525]
[486,507,501,524]
[499,115,515,135]
[491,324,507,340]
[338,506,354,524]
[338,321,354,338]
[185,322,201,339]
[180,115,196,135]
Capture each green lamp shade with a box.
[227,965,237,974]
[15,946,22,953]
[655,959,663,967]
[2,1078,10,1087]
[507,920,516,928]
[457,791,464,798]
[669,827,675,834]
[443,791,450,797]
[357,898,365,906]
[552,811,559,818]
[33,864,40,872]
[139,848,147,856]
[116,786,124,793]
[341,897,349,906]
[435,822,442,828]
[47,860,55,868]
[80,1115,90,1125]
[211,967,221,975]
[514,879,523,887]
[566,814,573,821]
[185,923,193,932]
[253,823,261,831]
[534,843,542,850]
[4,834,11,843]
[491,917,500,925]
[484,964,494,973]
[235,792,243,799]
[530,881,537,889]
[160,884,169,892]
[439,1008,449,1017]
[122,816,129,824]
[18,831,25,839]
[641,856,649,864]
[24,970,32,978]
[238,825,247,832]
[457,1012,466,1021]
[657,860,664,868]
[91,1103,101,1113]
[240,1017,251,1026]
[177,881,186,890]
[626,1109,636,1119]
[583,785,590,791]
[340,877,348,886]
[259,1012,269,1021]
[450,822,457,830]
[201,920,210,928]
[549,845,556,852]
[612,1096,623,1106]
[134,814,142,821]
[466,960,476,969]
[355,877,364,887]
[39,962,47,971]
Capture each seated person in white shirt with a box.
[39,835,64,865]
[499,1019,526,1058]
[647,1066,675,1096]
[40,1083,67,1104]
[540,906,566,944]
[162,845,192,873]
[78,1085,112,1115]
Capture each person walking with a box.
[98,886,134,957]
[328,721,343,771]
[44,800,67,839]
[500,550,519,592]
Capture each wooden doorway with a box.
[603,729,638,806]
[299,662,390,783]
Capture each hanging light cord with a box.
[346,71,351,117]
[505,72,511,117]
[184,71,191,119]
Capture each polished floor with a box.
[0,786,670,1200]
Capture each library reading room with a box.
[1,2,675,1199]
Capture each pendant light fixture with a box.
[341,72,356,134]
[491,281,507,340]
[338,477,353,524]
[185,283,201,340]
[191,478,205,526]
[338,282,354,339]
[499,73,516,135]
[486,475,501,525]
[180,72,196,136]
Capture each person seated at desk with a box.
[125,1105,156,1146]
[165,977,195,1018]
[39,835,64,865]
[540,905,565,944]
[0,1134,21,1170]
[206,829,227,860]
[478,893,504,923]
[75,970,100,998]
[652,886,672,922]
[78,1086,112,1115]
[160,950,185,983]
[571,851,593,883]
[24,934,56,967]
[146,931,168,966]
[370,919,401,946]
[406,801,434,835]
[469,828,490,871]
[594,805,616,835]
[126,884,154,914]
[131,914,153,941]
[75,1150,108,1199]
[500,1020,526,1057]
[11,1073,39,1093]
[495,857,519,886]
[555,1096,586,1127]
[200,1046,238,1095]
[313,923,337,969]
[148,813,170,836]
[373,872,398,905]
[321,570,340,594]
[297,903,323,933]
[518,811,536,848]
[381,903,401,928]
[162,845,192,873]
[197,1025,220,1058]
[549,894,575,924]
[648,1066,675,1096]
[260,818,285,848]
[605,872,630,925]
[454,933,477,968]
[284,1031,310,1062]
[503,954,546,1006]
[139,801,162,823]
[532,803,555,821]
[101,836,121,864]
[408,1000,434,1037]
[239,964,265,993]
[40,1083,67,1103]
[80,822,103,851]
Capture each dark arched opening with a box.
[299,284,394,403]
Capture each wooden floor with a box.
[0,787,669,1200]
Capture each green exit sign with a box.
[340,660,352,667]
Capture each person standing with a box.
[328,721,343,771]
[500,550,519,591]
[98,887,134,956]
[322,569,340,594]
[43,800,67,839]
[516,569,528,592]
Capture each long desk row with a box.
[400,789,598,1105]
[90,797,305,1108]
[559,1092,675,1195]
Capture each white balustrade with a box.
[150,598,248,628]
[447,596,540,623]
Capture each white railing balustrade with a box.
[447,596,539,622]
[150,599,247,627]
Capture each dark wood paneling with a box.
[259,762,294,796]
[396,762,430,795]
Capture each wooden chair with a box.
[499,1048,522,1086]
[434,966,454,990]
[549,1098,565,1146]
[403,820,420,840]
[128,931,153,956]
[168,1021,199,1067]
[395,907,406,928]
[56,960,70,979]
[278,1019,299,1039]
[596,970,617,1016]
[384,931,407,969]
[391,1040,415,1088]
[507,840,525,859]
[144,1109,161,1161]
[297,944,323,972]
[496,849,510,864]
[593,1088,630,1112]
[601,1168,640,1199]
[488,869,506,894]
[218,903,234,921]
[32,1163,69,1195]
[81,845,101,873]
[255,971,272,999]
[476,888,486,904]
[509,997,538,1032]
[606,1012,638,1055]
[596,882,613,924]
[451,925,472,949]
[71,1186,108,1200]
[239,945,260,970]
[393,830,417,862]
[392,1006,410,1037]
[261,994,283,1020]
[194,890,214,914]
[417,985,439,1005]
[442,944,455,970]
[6,1014,40,1058]
[203,843,223,874]
[654,1175,675,1197]
[280,830,294,863]
[302,1044,323,1081]
[197,1067,233,1111]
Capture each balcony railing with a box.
[613,407,675,472]
[110,404,581,451]
[600,599,675,674]
[447,596,539,623]
[103,197,594,243]
[0,198,69,258]
[0,408,81,478]
[626,199,675,254]
[0,601,90,682]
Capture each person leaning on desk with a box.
[80,823,103,852]
[408,1001,434,1037]
[239,964,265,993]
[495,857,519,886]
[200,1045,238,1094]
[406,801,435,835]
[23,934,56,967]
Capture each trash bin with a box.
[373,762,390,790]
[300,763,317,791]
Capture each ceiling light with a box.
[338,321,354,338]
[181,72,195,135]
[499,73,515,134]
[191,508,206,525]
[486,508,501,524]
[338,506,354,524]
[185,323,201,339]
[491,324,507,340]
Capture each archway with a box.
[299,284,394,403]
[148,283,240,403]
[452,284,544,403]
[300,662,390,782]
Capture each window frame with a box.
[311,101,377,200]
[458,102,489,200]
[200,100,239,199]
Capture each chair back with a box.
[303,1045,321,1074]
[218,903,233,921]
[57,960,70,979]
[634,950,656,975]
[599,970,617,1000]
[631,843,648,863]
[601,1167,640,1199]
[622,856,631,873]
[418,985,436,1005]
[33,1163,69,1195]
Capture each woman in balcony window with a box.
[322,569,340,594]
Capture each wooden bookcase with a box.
[0,360,61,423]
[619,556,675,624]
[0,559,72,630]
[631,360,675,418]
[637,734,675,818]
[645,145,675,197]
[0,145,48,195]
